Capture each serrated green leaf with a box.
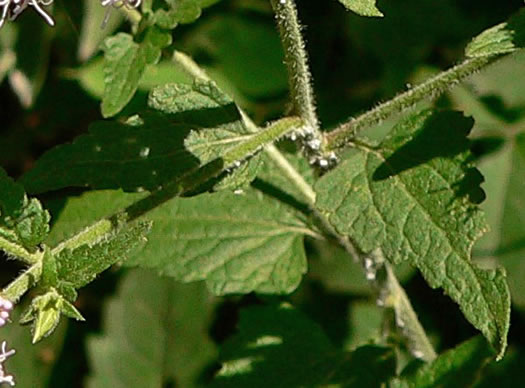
[151,79,263,189]
[22,289,84,343]
[0,167,50,253]
[0,167,25,217]
[101,33,147,118]
[10,198,51,250]
[391,336,493,388]
[101,28,172,118]
[466,9,525,58]
[149,79,235,116]
[337,0,384,17]
[56,221,151,289]
[315,109,510,358]
[30,291,62,343]
[127,191,311,295]
[20,113,200,194]
[87,269,216,388]
[214,303,396,387]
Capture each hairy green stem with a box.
[0,235,40,265]
[270,0,329,165]
[371,250,437,361]
[325,56,493,151]
[1,262,43,303]
[269,0,319,131]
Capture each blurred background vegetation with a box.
[1,0,525,386]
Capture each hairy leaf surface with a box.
[55,221,151,289]
[151,80,262,189]
[214,303,396,387]
[87,269,216,388]
[0,167,50,252]
[127,191,311,295]
[101,28,172,117]
[466,9,525,58]
[315,109,510,357]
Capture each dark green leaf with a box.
[127,191,311,295]
[20,113,200,194]
[100,28,172,117]
[56,221,151,289]
[214,303,396,387]
[0,167,50,252]
[184,15,288,99]
[101,33,148,118]
[466,9,525,58]
[315,109,510,358]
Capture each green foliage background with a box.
[1,0,525,386]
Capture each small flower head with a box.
[0,298,13,328]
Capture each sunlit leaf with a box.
[315,109,510,357]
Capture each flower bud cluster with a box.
[0,297,15,387]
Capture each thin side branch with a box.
[325,56,493,151]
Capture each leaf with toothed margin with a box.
[101,27,172,118]
[22,80,252,195]
[315,109,510,358]
[150,80,262,190]
[20,289,84,344]
[213,303,396,387]
[19,112,200,194]
[0,167,50,252]
[55,221,152,290]
[126,190,312,295]
[465,9,525,58]
[337,0,384,17]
